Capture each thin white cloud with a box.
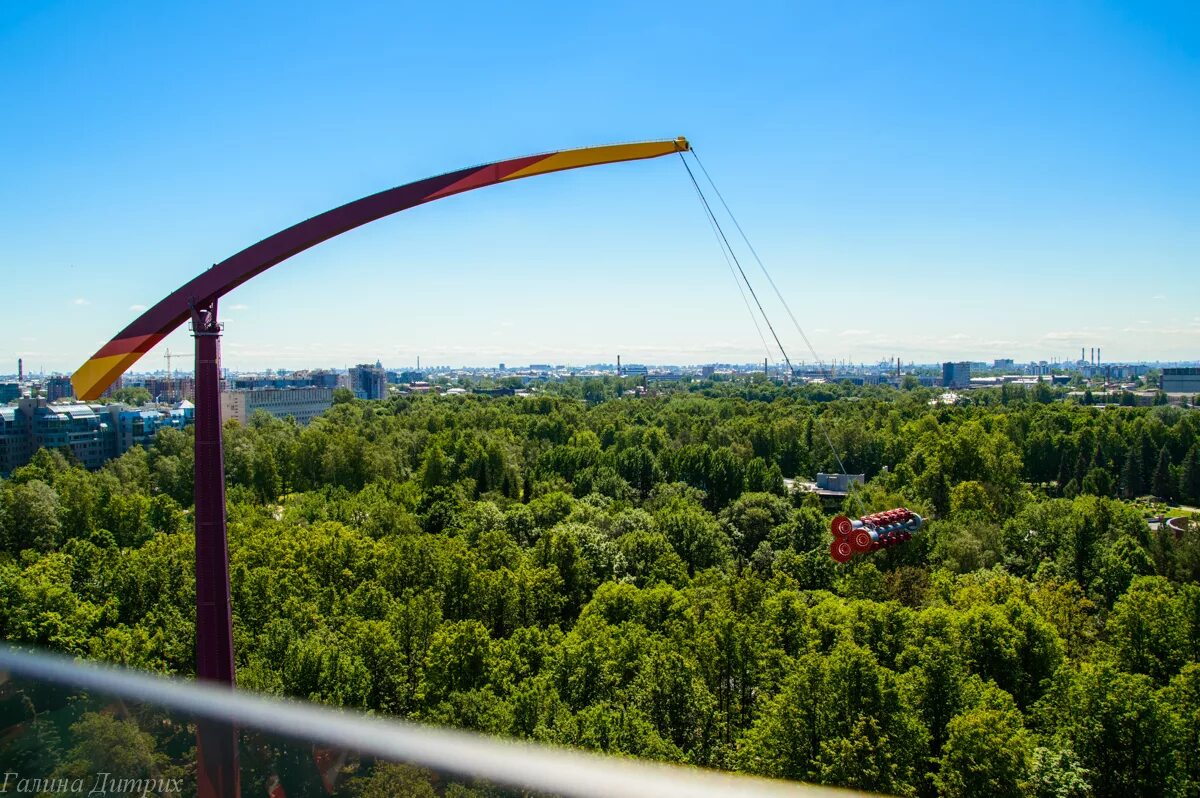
[1041,330,1093,342]
[129,304,147,311]
[73,298,89,306]
[1122,325,1200,335]
[838,329,871,337]
[229,304,250,311]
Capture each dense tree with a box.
[934,707,1033,798]
[1,479,64,551]
[1154,445,1175,499]
[1034,663,1182,798]
[1181,444,1200,505]
[2,382,1199,795]
[108,386,153,406]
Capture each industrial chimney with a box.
[17,358,22,382]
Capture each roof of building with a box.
[43,403,98,419]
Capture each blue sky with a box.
[2,1,1197,374]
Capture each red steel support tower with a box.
[190,298,239,797]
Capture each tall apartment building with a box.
[220,386,334,426]
[348,363,388,400]
[44,375,74,402]
[942,361,972,389]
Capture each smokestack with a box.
[1081,347,1085,363]
[17,358,22,382]
[617,355,621,376]
[1097,347,1101,365]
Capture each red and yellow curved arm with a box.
[72,137,690,400]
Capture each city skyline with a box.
[5,350,1198,382]
[3,2,1197,373]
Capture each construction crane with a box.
[164,348,176,403]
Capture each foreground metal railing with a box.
[0,644,859,798]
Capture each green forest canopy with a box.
[2,380,1200,797]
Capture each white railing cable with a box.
[0,645,868,798]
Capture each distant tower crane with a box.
[164,348,176,403]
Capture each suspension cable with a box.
[690,148,827,372]
[682,156,776,368]
[679,150,862,511]
[678,153,794,375]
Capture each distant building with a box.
[124,376,194,402]
[0,406,34,473]
[100,402,193,458]
[0,398,192,474]
[622,364,649,376]
[942,361,972,389]
[792,472,867,506]
[0,383,19,403]
[25,401,106,468]
[348,363,388,400]
[229,369,338,391]
[220,387,334,426]
[305,370,340,389]
[44,375,74,402]
[1162,367,1200,395]
[816,473,866,493]
[994,358,1015,369]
